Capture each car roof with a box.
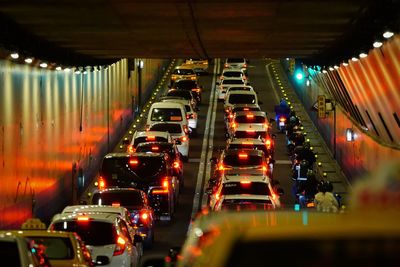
[133,130,171,139]
[174,65,194,70]
[93,187,144,194]
[227,90,256,96]
[51,212,121,224]
[234,111,266,117]
[161,98,191,106]
[149,101,185,109]
[62,205,129,215]
[229,138,265,145]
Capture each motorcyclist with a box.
[293,141,316,167]
[291,159,310,198]
[297,170,319,207]
[314,180,339,212]
[274,98,291,128]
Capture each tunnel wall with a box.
[0,58,169,228]
[285,34,400,183]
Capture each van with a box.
[146,102,188,130]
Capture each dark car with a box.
[91,187,155,248]
[170,79,202,104]
[135,141,184,189]
[97,152,178,221]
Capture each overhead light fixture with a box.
[10,53,19,59]
[383,31,394,39]
[286,57,290,61]
[334,65,339,69]
[351,57,359,62]
[39,62,48,68]
[329,67,334,71]
[359,53,368,58]
[343,62,349,66]
[56,66,62,71]
[64,68,71,72]
[83,71,88,75]
[75,70,81,74]
[373,41,383,48]
[24,58,33,64]
[322,70,328,73]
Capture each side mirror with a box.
[94,256,110,266]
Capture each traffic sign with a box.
[318,95,326,118]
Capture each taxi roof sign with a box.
[21,218,46,230]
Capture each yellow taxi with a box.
[182,58,208,74]
[170,65,197,85]
[178,210,400,267]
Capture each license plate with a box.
[279,121,285,126]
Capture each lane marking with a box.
[191,58,219,218]
[265,62,280,104]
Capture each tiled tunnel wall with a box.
[0,58,169,228]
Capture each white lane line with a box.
[265,62,280,103]
[274,160,293,165]
[191,58,219,218]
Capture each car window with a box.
[221,199,273,211]
[221,182,270,195]
[228,94,256,104]
[229,87,251,91]
[151,108,183,122]
[222,79,245,85]
[136,143,174,155]
[223,154,263,167]
[26,237,74,260]
[223,72,242,77]
[52,221,117,246]
[235,115,265,123]
[92,191,144,208]
[149,123,182,134]
[167,90,191,100]
[233,131,267,139]
[119,220,133,244]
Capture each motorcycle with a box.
[276,114,287,133]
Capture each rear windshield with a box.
[228,94,256,104]
[221,199,273,211]
[0,241,21,266]
[223,154,263,167]
[135,143,174,155]
[235,115,265,123]
[227,58,245,63]
[223,72,243,78]
[173,69,195,75]
[134,136,168,147]
[232,107,261,112]
[221,182,270,195]
[92,191,144,208]
[26,237,74,260]
[149,123,182,134]
[234,131,267,139]
[52,221,116,246]
[228,144,267,155]
[173,80,197,90]
[151,108,183,122]
[229,87,251,91]
[222,79,245,85]
[166,90,191,100]
[101,156,166,182]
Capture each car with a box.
[148,122,190,161]
[230,123,270,141]
[226,137,275,165]
[224,103,261,128]
[178,210,400,267]
[146,101,188,130]
[90,188,155,248]
[216,78,247,101]
[7,229,96,267]
[225,85,254,96]
[170,66,197,85]
[224,58,248,72]
[219,68,247,82]
[164,89,199,110]
[128,130,173,153]
[49,213,140,267]
[227,111,270,138]
[97,152,178,221]
[0,231,49,267]
[208,173,281,211]
[182,58,208,74]
[160,96,198,134]
[224,90,259,112]
[170,79,202,104]
[135,141,183,188]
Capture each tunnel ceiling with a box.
[1,0,399,66]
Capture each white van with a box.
[146,101,188,129]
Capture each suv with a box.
[97,152,178,221]
[146,101,188,130]
[227,111,269,138]
[216,78,247,101]
[224,90,259,112]
[90,188,155,248]
[50,213,140,267]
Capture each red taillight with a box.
[238,153,248,159]
[218,164,225,171]
[146,135,156,141]
[173,161,180,169]
[307,202,315,208]
[262,165,267,171]
[246,129,255,133]
[240,180,251,184]
[77,216,89,222]
[243,63,247,68]
[141,212,149,221]
[98,177,106,190]
[152,177,170,194]
[129,159,139,165]
[266,139,272,149]
[112,202,120,207]
[224,63,228,68]
[113,236,126,256]
[162,178,169,189]
[215,193,220,200]
[232,122,237,129]
[279,117,286,122]
[243,108,249,111]
[191,88,201,93]
[241,141,253,145]
[181,136,188,142]
[271,193,277,200]
[151,146,159,151]
[229,114,234,119]
[183,125,189,134]
[246,114,254,119]
[128,145,135,153]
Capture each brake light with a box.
[224,63,228,68]
[240,180,251,184]
[173,161,180,169]
[181,136,188,142]
[113,236,126,256]
[215,193,220,200]
[129,159,139,165]
[232,122,237,129]
[243,63,247,68]
[183,125,189,134]
[279,117,286,122]
[262,165,267,171]
[243,108,249,111]
[246,114,254,119]
[147,136,156,141]
[190,77,196,80]
[191,88,201,92]
[141,212,149,221]
[218,164,225,171]
[98,176,106,190]
[186,114,190,119]
[128,145,135,153]
[229,114,233,119]
[307,202,315,208]
[162,178,169,189]
[77,216,89,222]
[238,153,248,159]
[266,139,272,149]
[112,202,120,207]
[272,193,277,200]
[152,189,169,194]
[246,129,255,133]
[151,146,159,151]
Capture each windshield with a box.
[149,123,182,134]
[221,182,270,195]
[229,87,251,91]
[173,80,198,90]
[167,90,192,100]
[223,154,263,167]
[151,108,183,122]
[92,191,144,208]
[221,199,273,211]
[228,94,256,104]
[52,221,116,246]
[173,69,195,75]
[234,131,267,139]
[26,237,74,260]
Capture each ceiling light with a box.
[373,41,383,48]
[322,70,327,73]
[359,53,368,58]
[329,67,334,71]
[10,53,19,59]
[83,71,88,75]
[334,65,339,69]
[64,68,71,72]
[383,31,394,39]
[75,70,81,74]
[24,58,33,64]
[39,62,48,68]
[343,62,349,66]
[352,57,359,62]
[56,66,62,71]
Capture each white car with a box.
[129,130,173,152]
[224,90,259,112]
[146,101,188,130]
[160,96,198,134]
[217,78,247,101]
[230,123,269,141]
[225,85,254,96]
[224,58,248,71]
[50,212,140,267]
[219,68,247,82]
[227,110,269,137]
[149,122,190,161]
[208,172,280,211]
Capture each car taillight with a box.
[128,145,135,153]
[246,129,255,133]
[218,164,225,171]
[141,212,149,221]
[271,193,277,200]
[77,216,90,222]
[238,153,248,159]
[129,159,139,165]
[279,117,286,122]
[266,139,272,149]
[152,177,169,194]
[183,125,189,134]
[229,114,234,119]
[262,165,267,171]
[97,176,106,190]
[232,122,237,129]
[246,114,254,119]
[173,161,180,169]
[113,236,126,256]
[190,77,196,80]
[112,202,120,207]
[215,193,220,200]
[181,136,188,142]
[186,114,190,119]
[147,135,156,141]
[151,146,159,151]
[242,141,253,145]
[224,63,228,68]
[240,180,251,185]
[191,88,201,92]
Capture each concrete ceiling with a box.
[1,0,399,66]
